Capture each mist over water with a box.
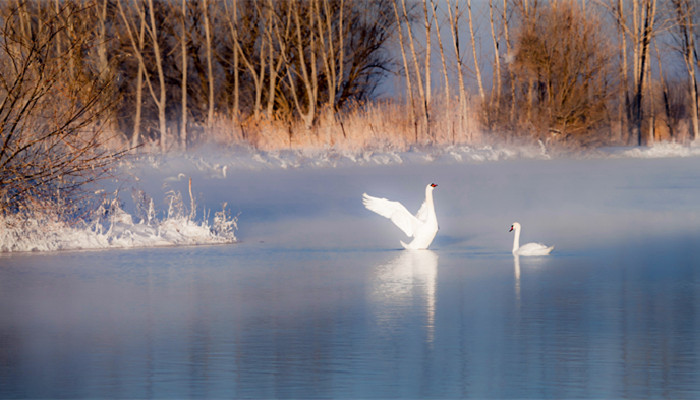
[2,155,700,398]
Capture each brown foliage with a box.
[0,2,127,215]
[485,1,616,146]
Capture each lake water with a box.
[2,156,700,398]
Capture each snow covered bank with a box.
[601,141,700,159]
[0,193,237,253]
[122,141,700,180]
[117,143,552,182]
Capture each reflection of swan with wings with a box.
[371,250,439,342]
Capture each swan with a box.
[362,183,439,250]
[509,222,553,256]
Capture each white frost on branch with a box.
[0,191,237,253]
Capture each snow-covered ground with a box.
[0,194,237,252]
[3,141,700,253]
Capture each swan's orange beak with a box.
[430,183,437,187]
[509,226,514,232]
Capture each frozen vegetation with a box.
[0,184,237,253]
[2,141,700,253]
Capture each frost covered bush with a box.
[0,191,237,253]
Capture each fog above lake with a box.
[122,149,700,255]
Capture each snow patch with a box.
[604,141,700,159]
[120,143,552,179]
[1,193,237,253]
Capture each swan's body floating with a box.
[509,222,553,256]
[363,183,439,250]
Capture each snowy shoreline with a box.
[3,141,700,254]
[128,141,700,175]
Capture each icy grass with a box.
[0,190,237,253]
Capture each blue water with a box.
[1,242,699,398]
[2,157,700,398]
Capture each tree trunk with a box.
[673,0,698,141]
[203,0,214,132]
[467,0,485,103]
[617,0,629,144]
[98,0,109,75]
[146,0,168,152]
[430,0,450,107]
[286,0,318,129]
[446,0,468,143]
[233,1,240,122]
[133,14,145,149]
[503,0,516,124]
[117,0,146,149]
[180,0,188,150]
[422,0,432,106]
[392,0,417,143]
[224,0,266,122]
[489,0,502,112]
[401,0,429,141]
[654,38,673,140]
[631,0,656,146]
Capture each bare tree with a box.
[145,0,168,151]
[286,0,318,129]
[669,0,698,141]
[223,0,266,122]
[400,0,430,142]
[600,0,666,145]
[421,0,432,106]
[179,0,188,149]
[203,0,215,132]
[96,0,110,76]
[631,0,658,146]
[315,0,344,114]
[507,1,615,143]
[265,0,291,119]
[0,2,126,214]
[503,0,517,123]
[430,0,450,107]
[117,0,169,151]
[445,0,469,142]
[467,0,486,103]
[489,0,502,111]
[117,0,147,148]
[392,0,418,142]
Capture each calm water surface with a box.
[2,157,700,398]
[1,239,700,398]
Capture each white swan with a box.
[509,222,553,256]
[362,183,439,250]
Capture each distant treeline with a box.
[0,0,698,154]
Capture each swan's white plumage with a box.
[363,183,438,250]
[510,222,553,256]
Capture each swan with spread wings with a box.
[362,183,439,250]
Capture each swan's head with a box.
[509,222,521,232]
[429,183,438,189]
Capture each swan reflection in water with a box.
[370,250,438,342]
[514,255,521,304]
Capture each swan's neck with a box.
[425,188,436,215]
[512,226,521,254]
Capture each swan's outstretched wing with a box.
[415,200,430,223]
[362,193,419,237]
